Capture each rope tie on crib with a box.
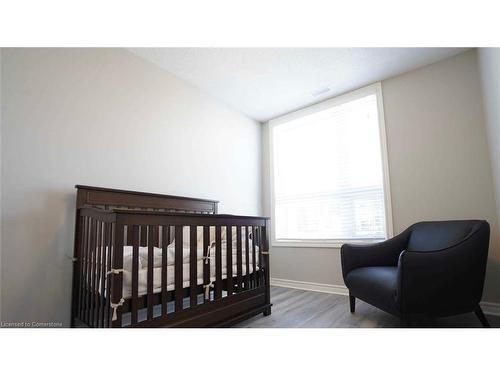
[107,268,125,276]
[204,282,214,300]
[203,244,214,264]
[66,254,78,262]
[110,298,125,321]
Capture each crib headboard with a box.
[75,185,219,214]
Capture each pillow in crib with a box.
[181,226,204,247]
[221,226,254,244]
[178,225,253,248]
[122,245,163,270]
[122,246,144,271]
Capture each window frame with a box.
[268,82,393,248]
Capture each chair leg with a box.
[474,305,491,328]
[349,292,355,313]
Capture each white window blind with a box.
[271,88,389,244]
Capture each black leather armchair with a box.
[341,220,490,327]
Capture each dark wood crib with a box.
[71,185,271,328]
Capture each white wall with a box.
[0,48,262,326]
[0,48,3,322]
[478,48,500,304]
[383,49,500,304]
[264,50,500,304]
[479,49,500,226]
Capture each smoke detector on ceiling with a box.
[311,87,331,97]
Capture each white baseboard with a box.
[270,277,349,296]
[271,278,500,316]
[480,301,500,316]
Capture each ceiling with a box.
[129,48,469,123]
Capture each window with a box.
[269,83,392,247]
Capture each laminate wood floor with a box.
[235,286,500,328]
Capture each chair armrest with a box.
[397,222,489,315]
[341,228,411,280]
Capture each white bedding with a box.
[119,239,260,299]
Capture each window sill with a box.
[271,239,385,249]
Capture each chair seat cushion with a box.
[345,266,399,315]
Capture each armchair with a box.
[341,220,490,327]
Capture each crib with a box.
[71,185,271,327]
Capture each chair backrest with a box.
[407,220,485,251]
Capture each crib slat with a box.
[96,221,103,326]
[161,226,169,316]
[131,225,139,325]
[92,219,99,325]
[190,226,197,308]
[226,225,233,296]
[252,226,257,289]
[83,218,91,325]
[215,226,222,300]
[78,217,86,320]
[127,225,133,246]
[94,222,102,327]
[140,225,147,247]
[263,222,271,308]
[154,225,160,248]
[111,223,124,328]
[78,216,88,321]
[87,218,96,325]
[236,226,243,293]
[87,219,97,326]
[254,227,261,287]
[174,225,183,312]
[100,222,108,327]
[203,226,210,302]
[245,226,250,290]
[147,225,154,320]
[81,217,88,323]
[101,221,107,327]
[106,223,113,327]
[258,227,264,285]
[72,215,83,327]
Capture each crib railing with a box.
[74,209,116,328]
[73,208,271,328]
